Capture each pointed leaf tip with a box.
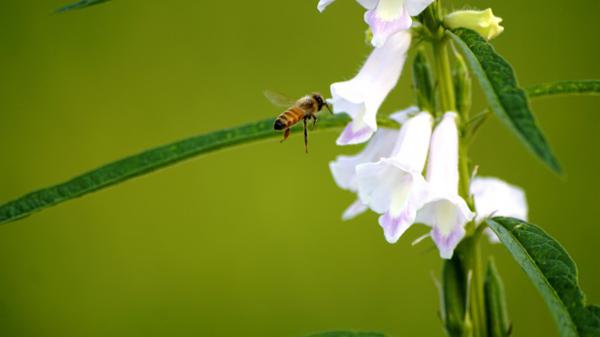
[56,0,110,13]
[448,28,562,174]
[487,217,600,337]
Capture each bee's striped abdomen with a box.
[274,107,305,130]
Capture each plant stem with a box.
[468,233,487,337]
[431,8,487,336]
[433,37,456,114]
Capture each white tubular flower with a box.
[471,177,528,242]
[416,112,474,259]
[332,31,411,146]
[318,0,434,47]
[444,8,504,41]
[330,108,416,220]
[355,111,433,243]
[330,128,399,220]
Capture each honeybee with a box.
[265,90,332,153]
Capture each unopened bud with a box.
[445,9,504,41]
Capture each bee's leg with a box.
[312,115,318,130]
[281,128,291,143]
[303,118,309,154]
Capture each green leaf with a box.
[303,332,389,337]
[448,28,561,174]
[487,217,600,337]
[56,0,110,13]
[0,115,398,225]
[527,80,600,99]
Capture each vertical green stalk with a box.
[433,38,456,113]
[428,1,487,336]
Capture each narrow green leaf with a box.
[487,217,600,337]
[0,115,398,225]
[303,332,389,337]
[56,0,110,13]
[448,28,561,174]
[527,80,600,99]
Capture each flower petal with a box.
[357,0,379,10]
[336,122,374,145]
[426,112,459,196]
[379,205,417,243]
[342,199,369,220]
[404,0,435,16]
[417,112,474,258]
[330,129,398,190]
[388,106,420,124]
[355,112,432,217]
[357,158,428,215]
[417,196,472,259]
[317,0,337,12]
[364,4,412,47]
[471,176,528,243]
[430,216,466,259]
[471,177,528,223]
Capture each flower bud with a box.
[444,9,504,41]
[484,259,512,337]
[412,49,435,112]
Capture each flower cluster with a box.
[319,0,522,258]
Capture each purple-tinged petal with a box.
[336,122,375,146]
[342,199,369,220]
[364,5,412,47]
[379,208,415,243]
[431,223,466,259]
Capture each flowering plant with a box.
[1,1,599,336]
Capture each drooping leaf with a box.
[527,80,600,99]
[303,332,389,337]
[448,28,561,174]
[56,0,110,13]
[0,115,397,225]
[487,217,600,337]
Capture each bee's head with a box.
[312,93,331,113]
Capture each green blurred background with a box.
[0,1,598,336]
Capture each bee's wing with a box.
[264,90,297,107]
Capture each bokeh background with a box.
[0,1,598,336]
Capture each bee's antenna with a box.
[325,103,333,114]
